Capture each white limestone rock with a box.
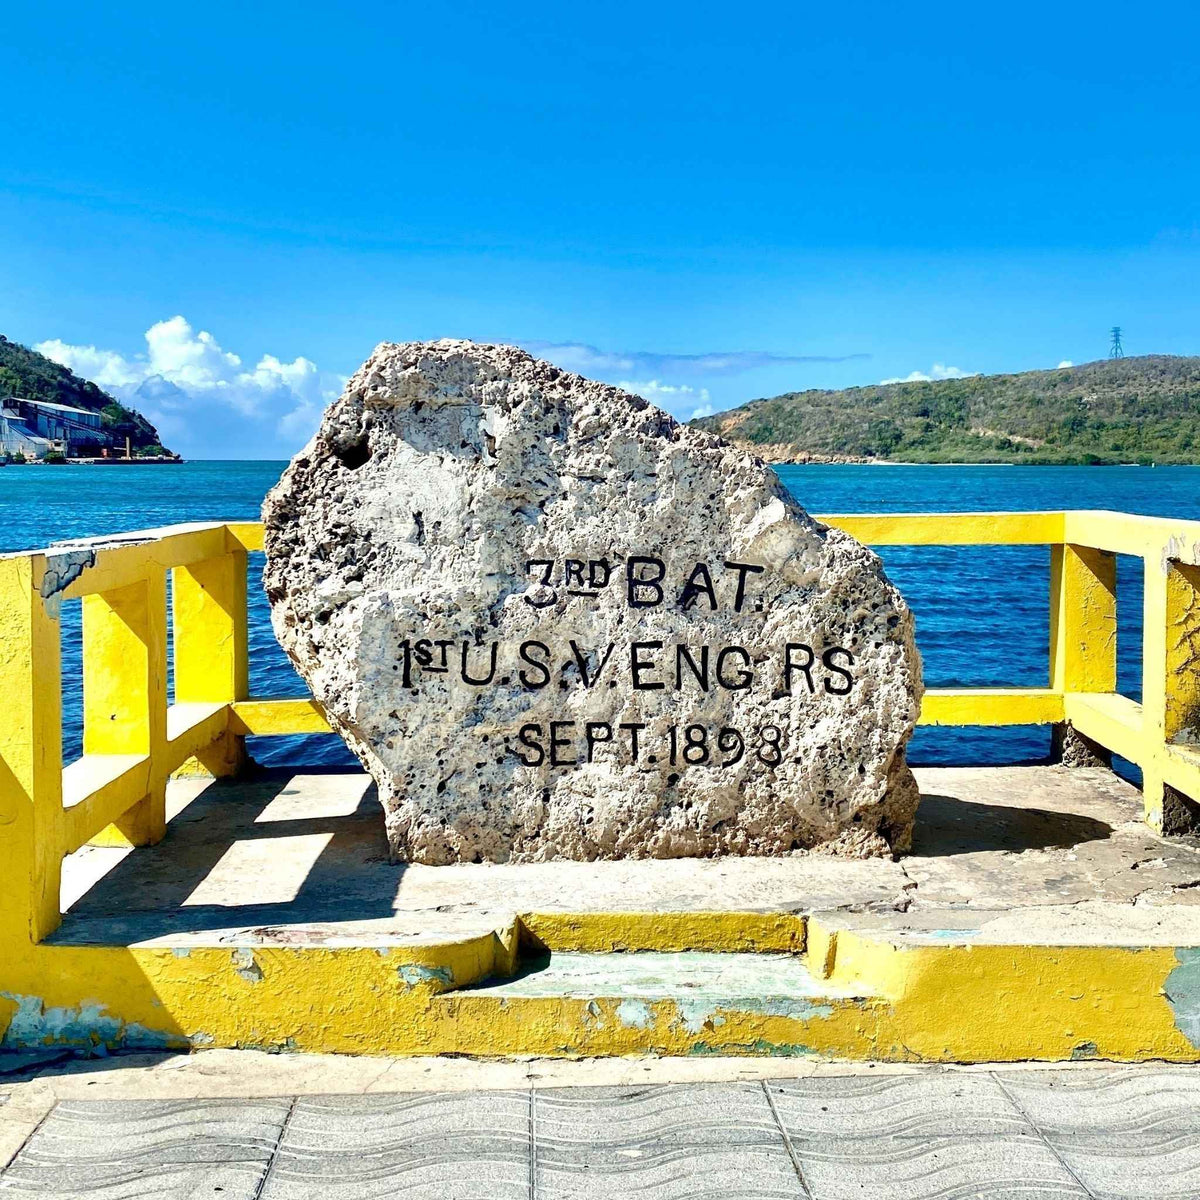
[263,340,923,864]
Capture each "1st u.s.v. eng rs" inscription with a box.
[395,554,858,772]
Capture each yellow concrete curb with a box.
[2,911,1198,1062]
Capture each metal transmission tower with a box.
[1110,327,1125,358]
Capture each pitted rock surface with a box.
[263,340,923,864]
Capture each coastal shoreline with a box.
[774,458,1157,468]
[1,456,184,467]
[831,459,1151,468]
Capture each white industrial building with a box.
[1,397,113,458]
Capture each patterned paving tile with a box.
[0,1161,266,1198]
[262,1092,529,1199]
[536,1141,804,1200]
[12,1099,289,1167]
[280,1090,529,1157]
[1040,1131,1200,1200]
[6,1072,1200,1199]
[1001,1069,1200,1199]
[793,1133,1089,1200]
[767,1074,1033,1138]
[536,1083,781,1148]
[998,1067,1200,1139]
[262,1157,529,1200]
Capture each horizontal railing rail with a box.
[829,510,1200,818]
[3,509,1200,950]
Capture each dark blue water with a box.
[0,462,335,769]
[777,465,1200,776]
[3,461,1197,772]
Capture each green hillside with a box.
[692,355,1200,465]
[0,334,168,455]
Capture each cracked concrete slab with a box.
[51,765,1200,951]
[0,1081,55,1173]
[901,767,1200,911]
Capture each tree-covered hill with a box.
[691,355,1200,465]
[0,334,168,454]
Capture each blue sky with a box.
[2,0,1199,458]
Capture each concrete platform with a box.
[56,765,1200,949]
[9,765,1199,1061]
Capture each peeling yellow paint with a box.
[0,916,1195,1060]
[520,911,806,954]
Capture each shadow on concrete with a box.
[0,1048,183,1082]
[52,773,1121,947]
[52,769,404,946]
[911,793,1114,857]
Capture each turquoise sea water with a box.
[3,460,1198,774]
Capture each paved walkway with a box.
[2,1059,1199,1198]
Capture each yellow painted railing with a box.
[2,509,1200,952]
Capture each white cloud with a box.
[33,339,144,390]
[36,316,345,459]
[144,316,242,391]
[1057,360,1074,369]
[880,363,976,384]
[33,325,868,457]
[881,371,932,384]
[616,378,714,419]
[528,341,869,379]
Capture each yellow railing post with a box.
[1049,543,1117,764]
[0,554,64,945]
[172,541,249,776]
[82,567,169,846]
[1144,558,1200,833]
